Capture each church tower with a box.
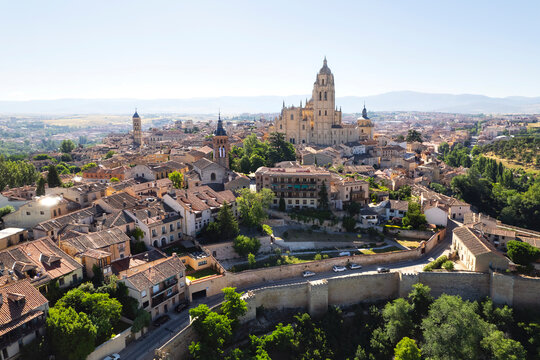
[212,112,229,168]
[132,110,143,146]
[357,103,374,140]
[312,57,337,145]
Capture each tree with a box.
[248,253,256,268]
[249,153,266,172]
[233,235,261,257]
[318,181,329,210]
[438,142,450,156]
[237,188,274,228]
[189,304,233,359]
[61,153,72,162]
[506,240,540,266]
[279,196,286,211]
[381,298,414,345]
[292,313,333,360]
[422,295,491,360]
[168,171,184,189]
[267,132,296,166]
[217,201,239,240]
[481,330,526,360]
[46,306,97,360]
[60,139,76,153]
[394,337,421,360]
[239,155,251,174]
[81,162,97,171]
[47,165,62,188]
[406,129,422,143]
[0,205,15,218]
[110,177,119,182]
[342,216,357,232]
[104,150,115,159]
[221,287,248,327]
[402,202,427,230]
[92,264,104,287]
[36,176,46,196]
[131,309,151,333]
[408,283,433,321]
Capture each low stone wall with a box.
[203,236,274,262]
[385,228,433,240]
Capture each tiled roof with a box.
[61,227,129,254]
[120,255,185,291]
[173,186,236,212]
[0,279,47,334]
[453,226,492,256]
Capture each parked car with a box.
[377,267,390,273]
[153,314,170,327]
[103,354,120,360]
[332,265,347,272]
[428,257,435,262]
[348,263,362,270]
[175,301,188,313]
[339,251,351,256]
[302,270,316,278]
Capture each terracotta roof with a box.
[0,279,47,335]
[119,255,185,292]
[173,186,236,212]
[61,227,129,254]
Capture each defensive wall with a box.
[87,326,145,360]
[158,254,540,360]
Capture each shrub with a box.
[262,224,273,236]
[423,255,448,271]
[442,261,454,271]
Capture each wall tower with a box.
[132,110,143,146]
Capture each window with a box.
[72,274,78,283]
[152,284,160,294]
[40,211,44,215]
[59,278,65,286]
[198,260,207,266]
[162,226,166,234]
[319,110,321,116]
[325,110,327,116]
[290,114,294,120]
[177,222,181,230]
[211,173,216,181]
[26,211,31,216]
[141,290,147,297]
[324,92,327,100]
[170,224,174,231]
[143,301,149,308]
[319,92,322,101]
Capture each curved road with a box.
[119,222,454,360]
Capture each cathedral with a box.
[275,58,373,146]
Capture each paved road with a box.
[119,223,455,360]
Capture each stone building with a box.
[274,58,373,146]
[132,110,143,146]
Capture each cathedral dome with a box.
[319,57,332,75]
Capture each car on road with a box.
[332,265,347,272]
[103,354,120,360]
[428,257,435,262]
[175,301,188,313]
[348,263,362,270]
[377,267,390,273]
[302,270,316,277]
[153,314,170,327]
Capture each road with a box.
[119,222,454,360]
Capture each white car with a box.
[339,251,351,257]
[332,265,347,272]
[428,257,435,262]
[348,263,362,270]
[103,354,120,360]
[302,270,316,278]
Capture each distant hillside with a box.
[2,91,540,115]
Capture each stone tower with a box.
[132,110,143,146]
[212,113,229,168]
[357,103,374,140]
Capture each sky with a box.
[1,0,540,101]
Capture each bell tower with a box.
[132,109,143,146]
[212,112,229,168]
[312,57,336,144]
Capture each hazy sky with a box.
[1,0,540,100]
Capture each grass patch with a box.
[282,229,362,243]
[230,255,311,272]
[187,267,219,281]
[396,239,422,249]
[485,153,540,175]
[360,246,402,255]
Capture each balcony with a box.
[151,278,179,298]
[151,288,179,308]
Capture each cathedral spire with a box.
[215,110,227,136]
[282,100,285,108]
[362,102,369,119]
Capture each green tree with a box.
[110,177,119,182]
[239,155,251,173]
[292,313,333,360]
[46,306,97,360]
[267,132,296,166]
[506,240,540,265]
[422,295,491,360]
[406,129,422,143]
[249,153,266,172]
[189,304,233,359]
[382,298,414,345]
[104,150,115,159]
[36,176,46,196]
[438,142,450,156]
[60,139,76,153]
[408,283,433,322]
[233,235,261,257]
[342,216,357,232]
[394,337,421,360]
[217,201,239,240]
[237,188,274,228]
[318,181,329,210]
[481,330,526,360]
[402,202,427,230]
[168,171,184,189]
[279,197,286,211]
[131,308,151,333]
[0,205,15,218]
[81,162,98,171]
[221,287,248,327]
[61,153,72,162]
[92,264,104,287]
[247,253,256,268]
[47,164,62,188]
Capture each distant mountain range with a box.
[1,91,540,115]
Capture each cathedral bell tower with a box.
[312,57,337,144]
[212,112,229,168]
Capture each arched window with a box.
[319,92,322,101]
[290,114,294,120]
[211,173,216,181]
[322,79,325,85]
[324,92,327,100]
[325,110,327,116]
